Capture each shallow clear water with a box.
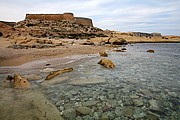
[0,43,180,120]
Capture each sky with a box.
[0,0,180,35]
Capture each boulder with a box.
[147,50,155,53]
[98,58,115,69]
[99,51,108,57]
[45,68,73,80]
[13,73,30,88]
[111,38,127,45]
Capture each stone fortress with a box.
[25,13,93,27]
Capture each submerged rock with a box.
[45,68,73,80]
[82,101,99,107]
[63,108,76,119]
[122,107,133,118]
[76,106,92,115]
[149,100,160,111]
[147,49,155,53]
[113,49,125,52]
[98,58,115,69]
[99,51,108,57]
[146,111,160,120]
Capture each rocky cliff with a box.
[15,18,105,39]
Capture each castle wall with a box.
[75,17,93,27]
[25,13,93,27]
[26,13,74,21]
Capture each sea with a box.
[0,43,180,120]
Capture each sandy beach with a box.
[0,14,180,120]
[0,38,109,66]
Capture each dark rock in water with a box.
[147,49,155,53]
[98,58,115,69]
[46,63,51,66]
[99,51,108,57]
[113,49,125,52]
[121,48,126,50]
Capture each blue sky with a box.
[0,0,180,35]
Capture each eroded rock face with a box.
[98,58,115,69]
[13,73,30,88]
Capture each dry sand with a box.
[0,38,109,66]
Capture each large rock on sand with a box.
[45,68,73,80]
[98,58,115,69]
[0,89,64,120]
[13,73,30,88]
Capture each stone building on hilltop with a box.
[130,32,162,38]
[25,13,93,27]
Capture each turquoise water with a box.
[0,43,180,120]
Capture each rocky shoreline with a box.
[0,14,180,120]
[0,44,179,120]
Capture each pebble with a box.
[133,99,144,107]
[149,100,160,111]
[82,101,98,107]
[115,107,122,116]
[122,107,133,118]
[63,108,76,119]
[146,111,160,120]
[76,106,92,115]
